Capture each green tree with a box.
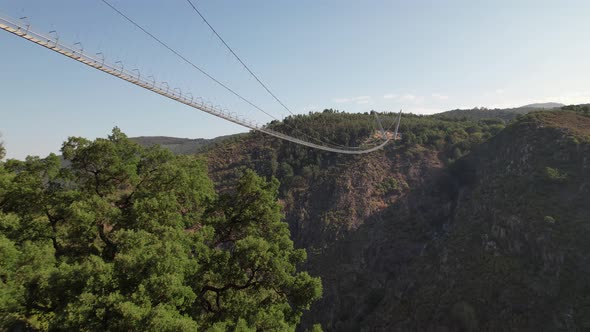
[0,128,321,331]
[199,170,322,330]
[0,136,5,160]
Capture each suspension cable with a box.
[100,0,277,120]
[100,0,371,149]
[183,0,385,149]
[185,0,295,117]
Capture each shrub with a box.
[544,167,568,183]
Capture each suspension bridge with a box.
[0,12,401,155]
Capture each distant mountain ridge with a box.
[519,102,564,109]
[130,134,242,155]
[435,102,566,122]
[129,102,576,153]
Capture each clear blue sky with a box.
[1,0,589,159]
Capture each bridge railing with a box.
[0,13,400,154]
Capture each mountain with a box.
[200,107,590,331]
[520,102,565,109]
[436,102,565,122]
[130,134,243,155]
[134,106,590,330]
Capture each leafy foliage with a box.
[562,104,590,116]
[131,134,244,155]
[225,110,506,198]
[0,137,4,160]
[544,166,568,183]
[0,128,321,331]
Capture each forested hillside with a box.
[2,105,590,331]
[205,106,590,331]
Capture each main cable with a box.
[100,0,277,121]
[185,0,295,117]
[183,0,376,149]
[100,0,373,150]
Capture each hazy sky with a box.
[1,0,590,159]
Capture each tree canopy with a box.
[0,128,321,331]
[0,136,5,160]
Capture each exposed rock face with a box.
[206,111,590,331]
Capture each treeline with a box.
[216,110,506,198]
[267,109,377,148]
[0,129,321,331]
[562,104,590,115]
[396,114,506,162]
[435,107,529,122]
